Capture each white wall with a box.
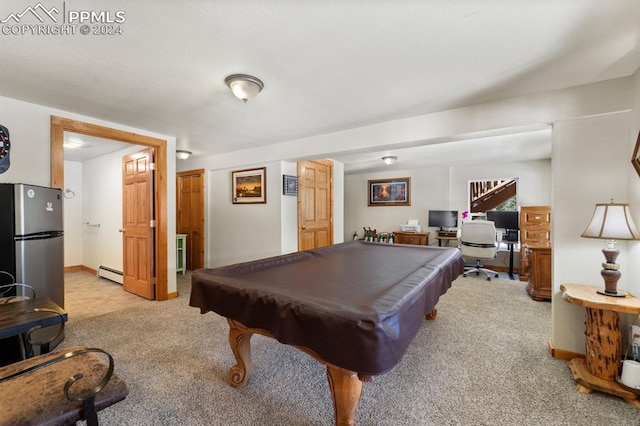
[207,162,284,267]
[552,112,635,353]
[332,160,345,245]
[81,145,143,272]
[344,159,551,244]
[345,166,451,242]
[0,96,178,295]
[191,158,344,268]
[63,160,83,266]
[450,159,552,212]
[280,161,299,255]
[628,69,640,295]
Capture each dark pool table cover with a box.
[190,241,464,375]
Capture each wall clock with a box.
[0,125,10,174]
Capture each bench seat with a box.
[0,345,129,426]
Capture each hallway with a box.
[64,270,189,322]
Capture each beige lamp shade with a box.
[581,202,640,240]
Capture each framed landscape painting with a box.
[368,177,411,206]
[232,167,266,204]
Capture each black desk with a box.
[0,297,67,365]
[435,234,458,247]
[502,240,518,279]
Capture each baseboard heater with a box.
[97,265,124,285]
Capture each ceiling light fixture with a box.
[176,150,192,160]
[382,156,398,165]
[225,74,264,103]
[63,141,87,149]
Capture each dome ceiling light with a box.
[225,74,264,103]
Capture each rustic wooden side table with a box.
[560,283,640,407]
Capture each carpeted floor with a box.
[60,272,640,425]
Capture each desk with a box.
[559,284,640,407]
[0,297,67,365]
[394,231,429,246]
[502,240,517,279]
[435,235,458,247]
[0,297,67,340]
[190,241,464,425]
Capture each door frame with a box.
[50,115,170,301]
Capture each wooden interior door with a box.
[298,159,333,250]
[122,148,155,299]
[177,169,205,271]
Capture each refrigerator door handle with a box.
[15,231,64,241]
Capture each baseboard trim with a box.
[548,340,584,361]
[168,291,179,299]
[64,265,97,275]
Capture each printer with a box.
[400,219,421,233]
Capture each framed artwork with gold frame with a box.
[232,167,266,204]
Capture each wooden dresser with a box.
[523,242,552,301]
[519,205,552,300]
[394,231,429,246]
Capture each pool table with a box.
[190,241,464,425]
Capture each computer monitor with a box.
[486,210,519,229]
[486,210,519,241]
[428,210,458,230]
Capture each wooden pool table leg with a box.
[226,318,370,425]
[227,319,253,388]
[425,308,438,320]
[326,365,365,426]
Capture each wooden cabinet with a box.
[394,232,429,246]
[524,243,552,301]
[519,206,551,283]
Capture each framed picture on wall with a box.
[283,174,298,196]
[632,130,640,178]
[368,177,411,206]
[232,167,266,204]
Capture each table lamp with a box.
[581,201,640,296]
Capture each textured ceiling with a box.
[2,1,639,171]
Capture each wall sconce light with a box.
[581,200,640,296]
[176,150,191,160]
[225,74,264,103]
[382,156,398,165]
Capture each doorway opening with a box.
[50,115,170,301]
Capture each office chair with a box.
[459,220,499,281]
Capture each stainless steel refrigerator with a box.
[0,183,64,304]
[0,183,64,363]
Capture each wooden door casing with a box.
[50,115,169,301]
[298,160,333,251]
[177,169,205,271]
[122,148,155,300]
